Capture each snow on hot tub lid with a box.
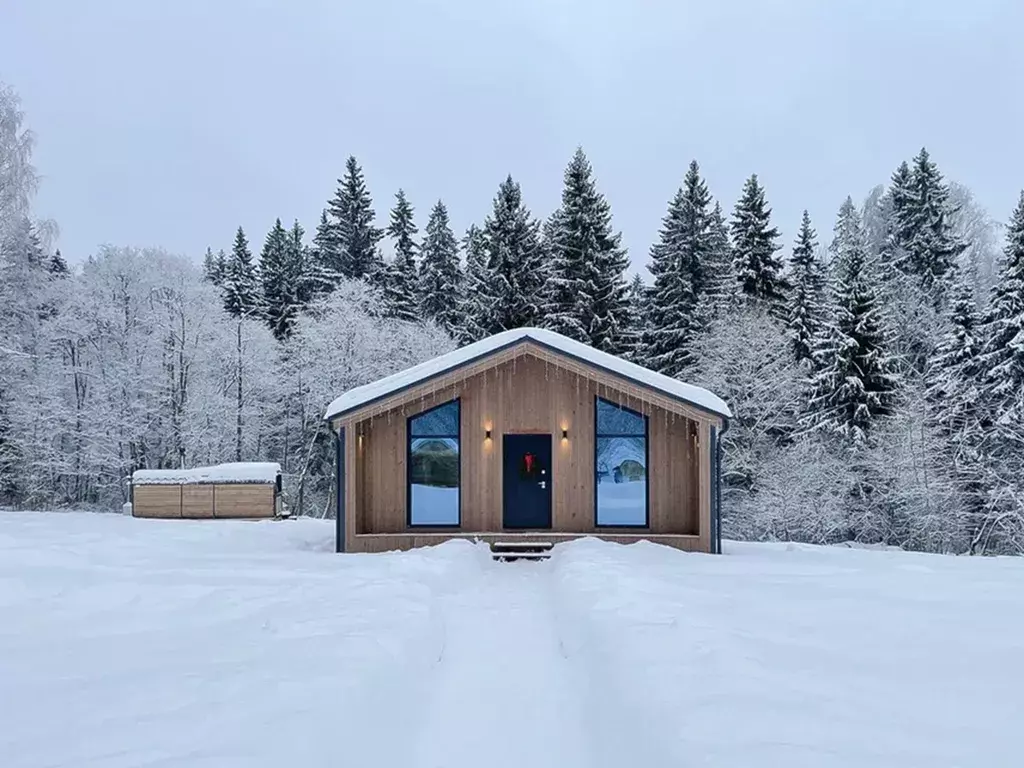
[131,462,282,486]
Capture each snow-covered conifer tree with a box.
[456,224,490,344]
[704,200,735,316]
[979,191,1024,428]
[803,198,899,443]
[623,273,648,363]
[786,210,825,365]
[382,189,420,322]
[643,161,712,376]
[419,200,462,336]
[542,148,629,353]
[731,174,787,314]
[898,148,967,298]
[222,227,259,318]
[480,175,546,332]
[260,219,299,340]
[325,156,383,281]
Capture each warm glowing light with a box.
[484,421,493,441]
[561,423,569,441]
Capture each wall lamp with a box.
[561,427,569,441]
[485,427,492,440]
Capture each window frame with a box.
[406,398,462,528]
[593,396,650,529]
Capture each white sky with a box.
[2,0,1022,272]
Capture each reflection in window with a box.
[595,398,648,526]
[408,400,460,526]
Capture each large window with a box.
[595,397,648,527]
[407,400,460,526]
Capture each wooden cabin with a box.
[130,462,283,519]
[324,328,731,554]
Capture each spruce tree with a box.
[926,274,987,551]
[543,148,630,353]
[202,247,222,284]
[786,210,825,365]
[307,208,336,298]
[382,189,420,322]
[731,174,788,313]
[419,199,462,335]
[978,191,1024,426]
[623,273,648,363]
[480,175,547,333]
[643,161,712,376]
[287,219,313,307]
[48,249,69,277]
[223,227,259,318]
[803,198,898,443]
[927,275,984,434]
[325,156,383,281]
[899,148,967,296]
[260,219,298,340]
[704,201,735,315]
[456,224,490,344]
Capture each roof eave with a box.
[324,335,728,425]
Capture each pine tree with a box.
[704,201,735,315]
[786,210,825,365]
[542,148,630,352]
[381,189,420,322]
[803,198,898,443]
[325,156,383,281]
[260,218,299,340]
[978,190,1024,426]
[456,224,490,344]
[223,227,259,318]
[480,175,547,333]
[731,174,787,313]
[644,161,713,376]
[419,200,462,335]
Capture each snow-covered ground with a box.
[1,511,1021,767]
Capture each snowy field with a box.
[1,511,1021,768]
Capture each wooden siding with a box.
[349,532,706,554]
[352,351,705,542]
[333,340,723,430]
[181,484,214,519]
[132,485,182,518]
[212,484,275,518]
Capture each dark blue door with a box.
[502,434,553,529]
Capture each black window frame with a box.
[593,396,650,529]
[406,398,462,528]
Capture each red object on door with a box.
[524,452,535,474]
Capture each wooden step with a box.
[490,540,554,561]
[492,540,554,551]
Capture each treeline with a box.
[2,80,1022,553]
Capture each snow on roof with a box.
[132,462,281,486]
[324,327,731,421]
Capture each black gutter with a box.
[714,417,730,554]
[335,426,345,554]
[323,336,729,425]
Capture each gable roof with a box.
[323,327,731,422]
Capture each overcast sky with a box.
[2,0,1022,273]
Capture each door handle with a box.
[538,481,546,489]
